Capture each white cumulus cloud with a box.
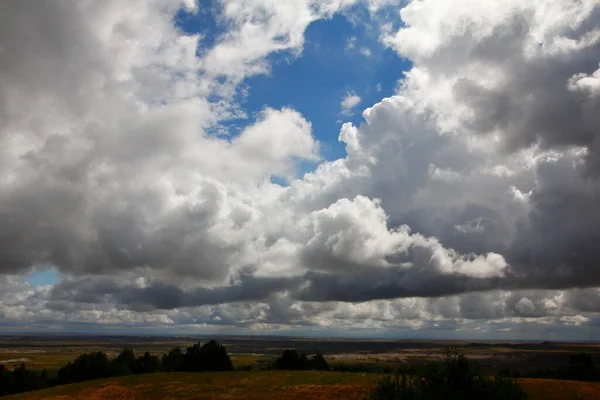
[340,92,362,116]
[1,0,600,338]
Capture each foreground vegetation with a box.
[0,341,331,397]
[366,349,528,400]
[0,340,233,396]
[4,339,600,399]
[5,371,600,400]
[5,335,600,376]
[271,349,330,371]
[499,352,600,382]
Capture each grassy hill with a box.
[5,371,600,400]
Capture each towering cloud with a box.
[1,0,599,338]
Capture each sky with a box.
[1,0,600,340]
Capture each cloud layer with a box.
[1,0,600,338]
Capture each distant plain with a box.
[4,335,600,399]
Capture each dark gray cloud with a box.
[380,0,600,295]
[509,155,600,288]
[47,273,297,311]
[297,268,504,302]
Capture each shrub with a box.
[161,346,184,372]
[199,340,234,371]
[182,340,233,372]
[311,353,330,371]
[0,340,231,397]
[522,352,600,382]
[58,351,113,384]
[364,349,529,400]
[137,351,160,374]
[560,352,600,381]
[272,349,305,370]
[113,348,136,375]
[0,363,53,396]
[271,349,330,370]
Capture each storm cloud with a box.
[1,0,600,337]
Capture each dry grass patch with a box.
[519,378,600,400]
[8,371,600,400]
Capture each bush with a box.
[271,349,330,371]
[272,349,306,370]
[311,353,330,371]
[57,351,113,384]
[559,352,600,381]
[364,349,529,400]
[0,363,53,396]
[114,348,137,375]
[0,340,231,397]
[182,340,233,372]
[161,346,184,372]
[137,351,160,374]
[522,352,600,382]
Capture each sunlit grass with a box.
[7,371,600,400]
[519,378,600,400]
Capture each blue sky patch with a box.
[25,268,60,287]
[176,3,410,164]
[242,13,410,162]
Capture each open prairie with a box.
[4,371,600,400]
[3,334,600,374]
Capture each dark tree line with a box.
[498,352,600,382]
[0,363,52,396]
[56,349,162,384]
[58,340,233,384]
[271,349,330,370]
[162,341,233,372]
[0,340,233,397]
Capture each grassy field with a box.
[5,371,600,400]
[0,344,269,373]
[6,335,600,399]
[5,335,600,375]
[0,350,269,373]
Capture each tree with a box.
[525,352,600,382]
[161,347,184,372]
[57,351,112,384]
[183,340,233,372]
[39,368,48,384]
[0,364,15,395]
[1,342,235,397]
[183,342,203,372]
[12,363,37,394]
[309,353,330,371]
[271,349,329,371]
[199,340,233,371]
[114,348,137,375]
[273,349,302,370]
[565,352,600,381]
[137,352,160,374]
